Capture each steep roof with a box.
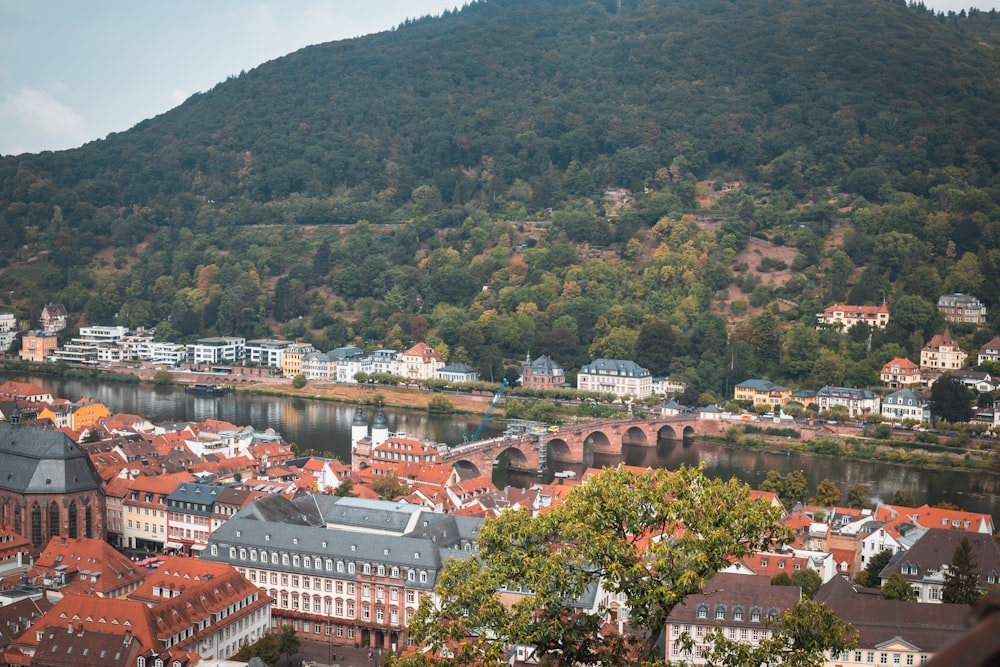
[0,423,104,494]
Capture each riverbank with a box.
[0,359,499,416]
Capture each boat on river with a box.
[184,383,232,396]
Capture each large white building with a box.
[201,494,482,651]
[246,338,294,368]
[0,312,17,352]
[187,337,246,365]
[881,389,930,423]
[577,358,652,399]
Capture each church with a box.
[0,422,106,550]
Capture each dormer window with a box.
[733,607,744,622]
[750,607,762,622]
[697,604,708,619]
[715,605,726,620]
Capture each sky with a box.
[1,0,998,156]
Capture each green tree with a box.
[881,573,917,601]
[782,470,809,506]
[942,536,982,605]
[232,632,280,664]
[929,374,974,423]
[782,323,822,379]
[858,549,893,587]
[846,483,871,510]
[333,479,357,497]
[291,374,307,389]
[371,472,412,500]
[891,490,917,507]
[398,465,791,666]
[277,624,301,665]
[634,320,676,376]
[152,370,173,386]
[791,568,823,599]
[427,395,455,414]
[812,479,841,507]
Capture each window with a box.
[714,606,725,620]
[750,608,762,622]
[733,607,743,621]
[880,654,888,665]
[696,605,708,619]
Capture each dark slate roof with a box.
[815,575,969,653]
[579,358,650,377]
[0,422,103,494]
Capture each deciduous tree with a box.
[397,465,792,667]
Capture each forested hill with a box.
[3,0,1000,402]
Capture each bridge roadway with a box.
[439,414,725,477]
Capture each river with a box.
[8,374,999,520]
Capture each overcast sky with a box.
[1,0,996,156]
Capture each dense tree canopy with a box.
[396,465,795,667]
[3,0,1000,405]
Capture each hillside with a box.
[2,0,1000,402]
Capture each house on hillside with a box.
[815,386,880,418]
[880,357,921,389]
[399,342,445,380]
[937,292,987,325]
[881,389,930,423]
[577,358,652,399]
[39,303,68,333]
[520,354,565,390]
[920,327,966,376]
[818,303,890,331]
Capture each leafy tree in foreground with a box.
[942,536,981,605]
[395,465,795,667]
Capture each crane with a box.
[465,378,507,442]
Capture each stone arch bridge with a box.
[440,416,725,478]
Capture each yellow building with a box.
[733,379,792,408]
[282,343,316,378]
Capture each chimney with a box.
[67,621,73,633]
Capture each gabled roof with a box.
[815,575,969,652]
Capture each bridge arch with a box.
[656,423,694,441]
[547,438,571,462]
[495,446,530,472]
[622,426,648,447]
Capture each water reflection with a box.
[7,374,999,519]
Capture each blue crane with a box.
[465,378,508,442]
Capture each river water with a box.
[8,374,999,520]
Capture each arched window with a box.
[84,505,93,538]
[363,563,372,575]
[30,502,43,547]
[68,501,78,539]
[733,606,744,622]
[696,604,708,619]
[137,657,146,667]
[715,605,726,620]
[750,607,762,622]
[48,502,60,540]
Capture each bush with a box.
[152,370,173,385]
[428,395,455,414]
[292,374,307,389]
